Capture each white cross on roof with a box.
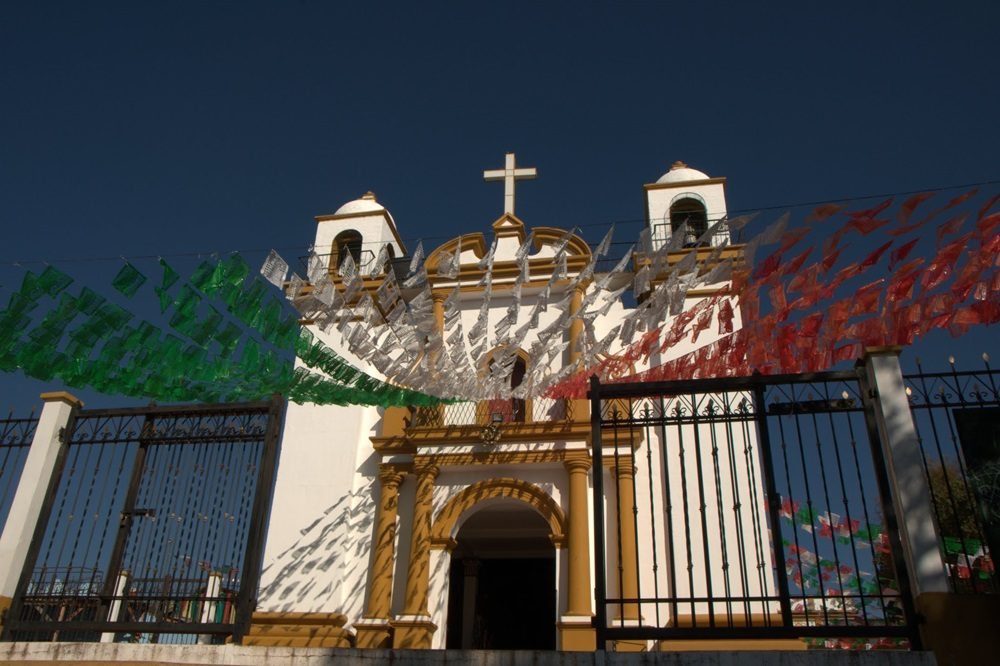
[483,152,537,216]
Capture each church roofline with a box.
[644,176,727,191]
[424,223,592,285]
[314,208,408,256]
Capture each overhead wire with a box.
[1,176,998,269]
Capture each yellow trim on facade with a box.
[644,176,727,191]
[429,477,567,548]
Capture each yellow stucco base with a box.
[656,639,807,651]
[354,619,393,649]
[917,592,1000,665]
[242,611,354,648]
[557,622,596,651]
[390,617,437,649]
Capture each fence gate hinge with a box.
[57,427,66,443]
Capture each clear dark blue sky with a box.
[2,1,999,411]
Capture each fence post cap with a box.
[38,391,84,408]
[862,345,905,358]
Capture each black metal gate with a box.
[2,396,283,644]
[589,370,919,650]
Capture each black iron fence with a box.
[589,370,918,650]
[411,397,571,428]
[2,397,283,644]
[904,357,999,594]
[0,407,38,530]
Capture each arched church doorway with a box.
[445,502,556,650]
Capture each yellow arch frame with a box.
[429,477,567,549]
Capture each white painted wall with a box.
[646,179,729,251]
[258,167,766,643]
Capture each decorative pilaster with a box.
[613,458,646,652]
[355,467,405,649]
[615,458,640,623]
[559,454,596,651]
[566,284,591,421]
[392,463,439,648]
[432,291,446,336]
[568,285,586,364]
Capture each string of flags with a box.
[779,497,994,599]
[549,188,1000,397]
[0,254,445,406]
[3,185,999,406]
[259,186,1000,401]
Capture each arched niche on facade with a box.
[669,195,709,247]
[481,347,531,423]
[332,229,364,271]
[430,477,567,550]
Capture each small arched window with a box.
[670,198,708,247]
[333,230,363,270]
[486,353,528,423]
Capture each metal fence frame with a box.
[1,396,284,644]
[0,409,38,532]
[589,369,920,649]
[903,358,999,594]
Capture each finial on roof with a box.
[362,191,377,201]
[670,160,688,171]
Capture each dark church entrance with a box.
[445,503,556,650]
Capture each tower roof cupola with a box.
[656,161,710,184]
[333,191,387,217]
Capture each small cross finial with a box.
[483,152,537,216]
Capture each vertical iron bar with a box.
[723,395,752,626]
[740,396,770,620]
[785,383,828,625]
[589,377,608,650]
[98,414,154,626]
[675,397,697,625]
[751,381,794,629]
[688,392,715,628]
[643,407,661,627]
[233,396,285,642]
[706,401,732,626]
[657,396,678,629]
[843,398,889,620]
[825,399,869,625]
[810,406,850,626]
[611,404,624,625]
[629,406,642,627]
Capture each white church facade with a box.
[245,157,765,652]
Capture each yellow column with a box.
[568,284,586,364]
[430,291,447,424]
[392,463,439,648]
[613,458,646,652]
[567,284,590,420]
[559,454,596,651]
[356,467,405,648]
[432,291,446,336]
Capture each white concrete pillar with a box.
[0,392,81,602]
[100,569,131,643]
[863,349,950,594]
